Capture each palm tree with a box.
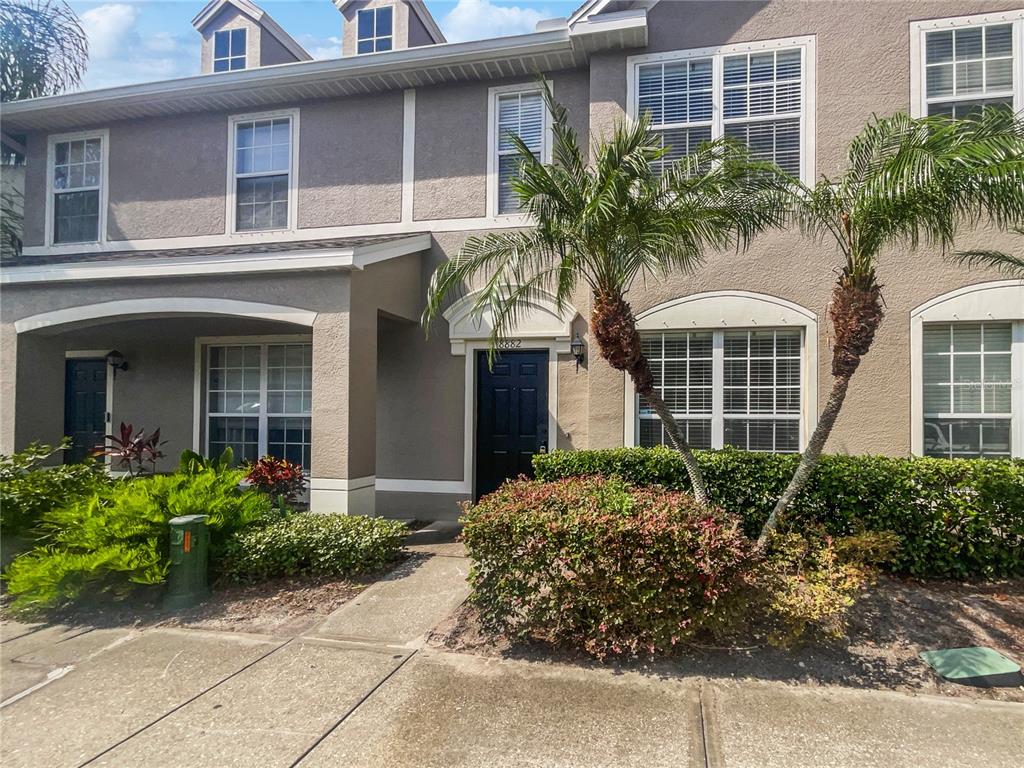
[423,87,786,505]
[755,109,1024,552]
[950,226,1024,277]
[0,0,88,103]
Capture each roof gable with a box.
[333,0,446,44]
[192,0,311,61]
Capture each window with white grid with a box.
[913,12,1023,118]
[639,331,714,449]
[722,49,803,176]
[722,329,801,452]
[631,37,811,181]
[637,58,714,174]
[231,115,293,232]
[637,328,802,452]
[922,323,1013,458]
[50,135,104,244]
[206,342,312,467]
[492,88,547,215]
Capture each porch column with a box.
[0,324,16,454]
[309,305,378,516]
[0,326,65,455]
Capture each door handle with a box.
[538,444,547,454]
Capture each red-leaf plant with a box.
[93,422,166,477]
[245,456,306,505]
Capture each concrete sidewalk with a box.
[2,524,1021,768]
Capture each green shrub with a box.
[220,513,406,583]
[0,441,111,535]
[3,464,268,614]
[534,447,1024,579]
[731,529,900,648]
[462,476,750,658]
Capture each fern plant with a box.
[3,457,269,614]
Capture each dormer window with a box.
[214,28,247,72]
[357,6,393,54]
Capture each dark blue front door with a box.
[64,359,107,464]
[475,350,548,500]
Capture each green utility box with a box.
[164,514,210,610]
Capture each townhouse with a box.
[1,0,1021,519]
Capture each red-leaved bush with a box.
[461,476,750,658]
[245,456,306,504]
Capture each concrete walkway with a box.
[2,521,1021,768]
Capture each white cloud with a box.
[441,0,550,43]
[77,3,198,90]
[300,35,344,61]
[81,3,140,59]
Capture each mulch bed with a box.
[428,576,1024,703]
[1,559,409,638]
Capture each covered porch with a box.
[0,236,428,516]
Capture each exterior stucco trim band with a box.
[14,298,318,334]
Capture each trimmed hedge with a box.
[533,447,1024,579]
[462,476,750,657]
[220,513,406,583]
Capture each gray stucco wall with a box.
[259,23,301,66]
[108,112,229,240]
[407,5,436,48]
[412,68,591,221]
[298,92,405,228]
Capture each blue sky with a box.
[68,1,582,90]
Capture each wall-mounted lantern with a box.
[570,332,586,372]
[106,350,128,377]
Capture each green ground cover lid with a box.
[919,647,1021,686]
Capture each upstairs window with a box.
[490,86,548,216]
[912,12,1023,117]
[214,28,246,72]
[49,133,106,245]
[629,37,814,182]
[230,112,295,232]
[357,6,393,54]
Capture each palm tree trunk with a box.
[753,373,851,553]
[644,388,711,505]
[753,276,882,555]
[590,290,710,506]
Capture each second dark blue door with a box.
[475,350,548,500]
[64,359,107,464]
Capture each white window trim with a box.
[486,81,554,220]
[192,334,313,459]
[225,108,300,235]
[357,6,394,54]
[626,35,817,185]
[213,27,247,71]
[909,280,1024,457]
[623,291,819,450]
[909,10,1024,118]
[44,128,110,248]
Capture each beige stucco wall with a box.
[577,0,1024,455]
[298,92,405,228]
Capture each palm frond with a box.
[422,85,787,356]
